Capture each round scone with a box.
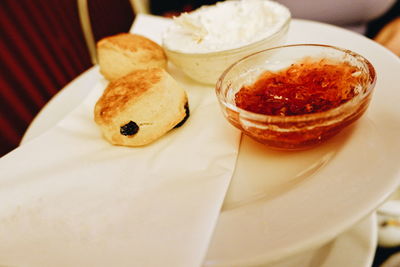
[94,68,189,147]
[97,33,167,81]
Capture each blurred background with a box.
[0,1,399,264]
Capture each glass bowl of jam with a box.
[216,44,376,150]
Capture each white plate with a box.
[20,66,378,267]
[22,15,400,266]
[204,19,400,266]
[233,213,377,267]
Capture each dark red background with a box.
[0,0,134,156]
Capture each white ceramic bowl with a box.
[162,1,291,85]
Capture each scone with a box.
[94,68,189,147]
[97,33,167,81]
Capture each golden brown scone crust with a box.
[94,68,188,147]
[97,33,167,81]
[95,67,162,124]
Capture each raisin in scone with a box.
[97,33,167,81]
[94,68,189,147]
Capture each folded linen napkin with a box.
[0,14,240,267]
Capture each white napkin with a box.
[0,14,240,267]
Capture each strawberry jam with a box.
[235,58,361,116]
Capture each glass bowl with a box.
[162,1,291,85]
[216,44,377,150]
